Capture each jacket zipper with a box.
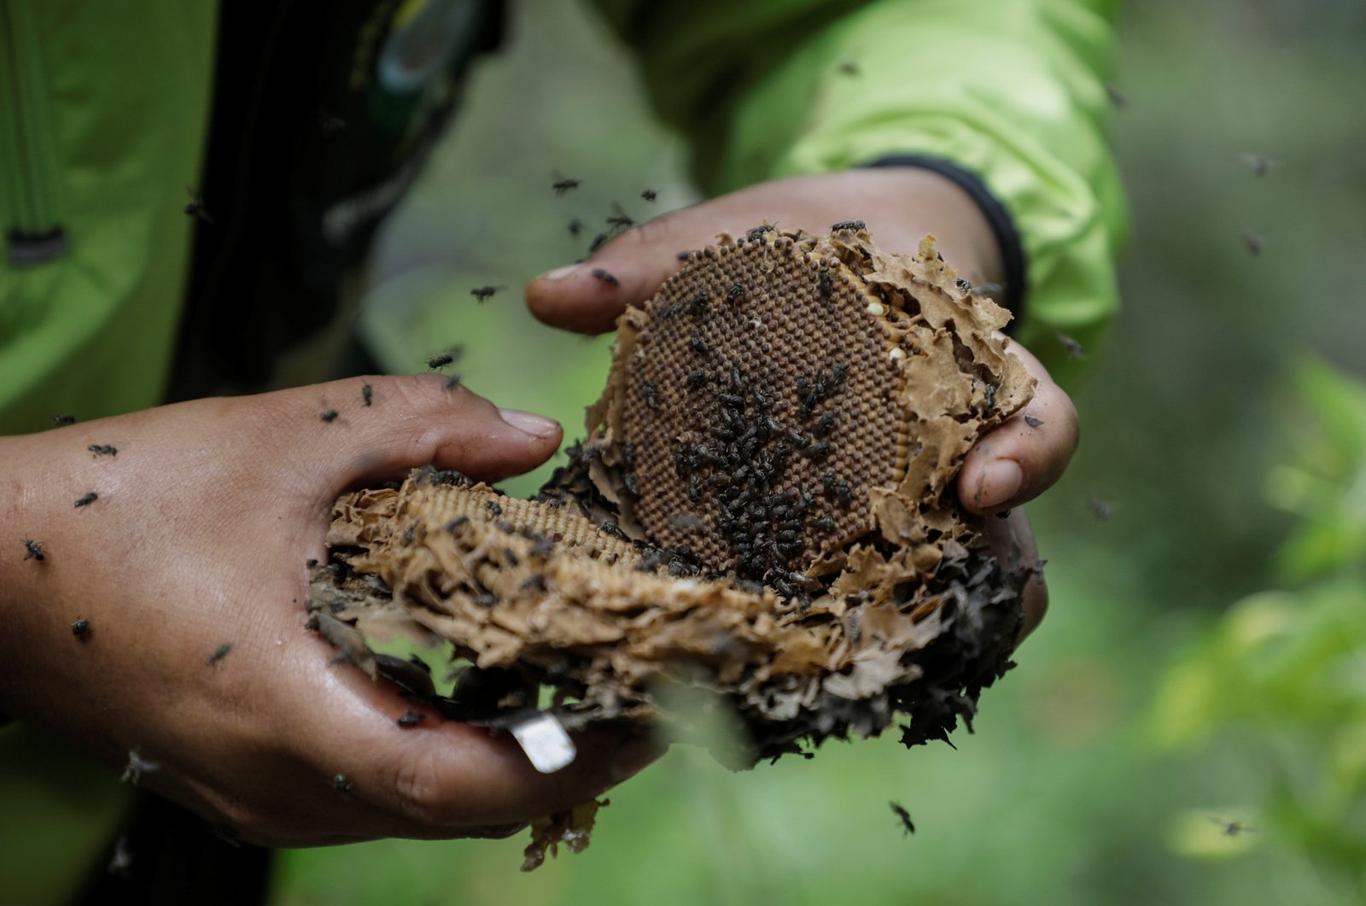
[1,0,65,264]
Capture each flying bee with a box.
[889,799,917,835]
[427,348,459,369]
[591,268,620,287]
[1242,231,1264,257]
[320,409,339,423]
[23,538,44,561]
[1056,332,1086,360]
[107,835,133,878]
[51,414,76,427]
[121,748,159,784]
[1241,153,1276,177]
[207,643,232,666]
[361,382,373,406]
[444,373,463,391]
[837,60,861,76]
[606,203,635,230]
[470,285,504,302]
[89,443,118,457]
[1104,83,1127,109]
[1210,816,1255,837]
[183,188,215,224]
[1088,496,1114,522]
[74,491,98,508]
[588,232,610,253]
[568,217,583,237]
[641,189,658,202]
[551,171,581,195]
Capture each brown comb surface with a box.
[616,231,905,577]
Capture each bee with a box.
[23,538,44,561]
[551,172,581,195]
[305,558,319,569]
[445,515,470,532]
[746,223,775,243]
[686,289,709,316]
[320,409,339,423]
[107,835,133,878]
[688,334,709,355]
[641,189,658,202]
[591,268,620,287]
[333,773,353,793]
[837,60,861,76]
[685,370,708,390]
[606,203,635,230]
[71,617,92,640]
[486,500,502,516]
[1241,153,1275,177]
[121,748,159,784]
[530,535,555,558]
[521,574,548,592]
[831,220,865,231]
[889,801,916,835]
[444,373,463,391]
[396,711,425,728]
[317,110,347,134]
[1210,816,1255,837]
[818,267,834,303]
[1088,496,1114,522]
[812,412,836,438]
[74,491,98,508]
[470,285,504,302]
[1242,231,1263,257]
[642,380,661,410]
[568,218,584,237]
[361,382,373,406]
[207,643,232,666]
[183,188,215,224]
[726,281,745,303]
[589,232,610,253]
[427,350,457,369]
[813,516,837,533]
[1055,332,1086,360]
[1023,415,1044,428]
[667,511,705,533]
[1104,83,1127,109]
[676,250,694,261]
[89,443,118,457]
[474,592,498,606]
[51,414,77,427]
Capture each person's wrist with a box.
[858,157,1023,319]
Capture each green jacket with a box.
[0,0,1123,437]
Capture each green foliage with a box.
[1154,360,1366,895]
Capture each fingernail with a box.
[977,458,1023,507]
[540,264,580,282]
[497,408,560,439]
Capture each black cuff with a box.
[863,154,1027,327]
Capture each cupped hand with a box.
[0,376,659,847]
[526,169,1078,639]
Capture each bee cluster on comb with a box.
[309,226,1036,867]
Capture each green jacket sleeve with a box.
[590,0,1126,383]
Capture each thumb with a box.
[262,374,563,497]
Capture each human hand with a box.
[525,169,1078,639]
[0,376,659,846]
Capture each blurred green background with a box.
[277,1,1366,903]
